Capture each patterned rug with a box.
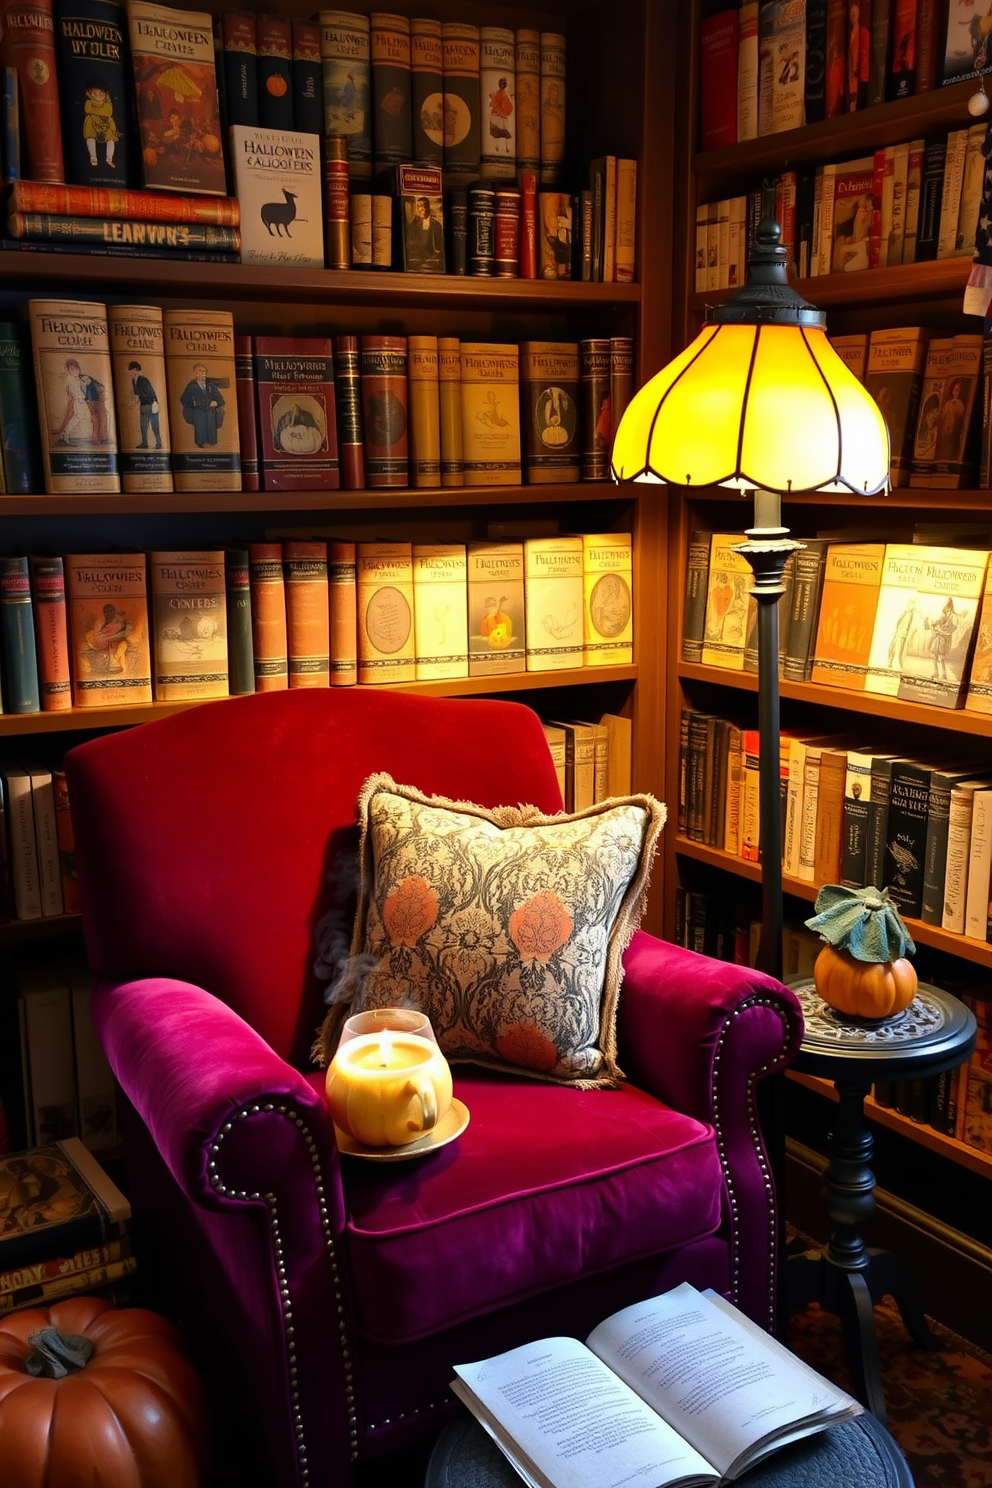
[788,1296,992,1488]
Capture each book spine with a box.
[323,132,350,270]
[914,0,939,94]
[579,338,612,482]
[615,158,636,283]
[1,0,64,182]
[219,9,258,130]
[840,755,873,888]
[407,335,441,488]
[53,0,135,188]
[942,789,976,934]
[28,554,71,711]
[356,541,415,683]
[804,0,827,125]
[328,539,357,686]
[8,179,241,225]
[437,336,463,488]
[29,296,120,494]
[233,335,259,492]
[494,186,521,276]
[292,20,324,139]
[318,9,371,180]
[865,758,895,890]
[9,213,241,252]
[681,529,712,664]
[370,10,411,173]
[0,555,40,713]
[334,333,364,489]
[1,763,41,918]
[920,775,955,926]
[0,1236,126,1295]
[223,547,254,696]
[108,303,172,494]
[248,542,288,691]
[610,337,635,432]
[514,28,540,173]
[446,186,468,274]
[518,169,537,279]
[884,760,931,917]
[538,31,565,185]
[441,22,480,190]
[885,0,914,100]
[409,16,442,167]
[0,1255,136,1313]
[25,761,61,916]
[64,550,151,706]
[699,2,739,150]
[162,308,240,493]
[256,15,294,131]
[283,540,329,688]
[868,0,892,105]
[520,341,580,483]
[412,542,468,680]
[360,335,408,488]
[253,337,340,491]
[0,321,42,494]
[3,238,239,262]
[149,549,228,701]
[782,540,829,681]
[468,183,496,275]
[128,1,226,196]
[965,791,992,941]
[478,25,516,181]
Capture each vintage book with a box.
[441,21,480,190]
[548,719,596,812]
[518,169,537,278]
[582,531,633,667]
[223,547,253,695]
[318,9,371,179]
[467,182,495,274]
[813,742,852,887]
[541,720,566,803]
[781,537,832,683]
[809,541,886,689]
[0,321,42,495]
[538,30,565,185]
[590,150,615,273]
[148,548,227,701]
[965,560,992,716]
[247,541,288,691]
[409,15,442,167]
[29,555,71,712]
[863,325,930,487]
[0,1235,127,1297]
[466,540,525,677]
[390,162,445,273]
[965,786,992,942]
[478,25,515,180]
[956,994,992,1153]
[700,533,751,671]
[283,539,329,688]
[360,334,407,488]
[218,9,258,130]
[16,959,75,1143]
[332,333,364,490]
[291,19,322,138]
[936,126,968,259]
[514,27,540,173]
[685,709,716,845]
[0,1252,136,1312]
[895,545,990,709]
[520,341,580,483]
[232,334,259,492]
[600,711,633,798]
[126,2,226,195]
[909,333,984,489]
[64,550,151,706]
[253,335,339,492]
[915,0,940,93]
[7,212,240,251]
[841,749,893,889]
[884,757,943,917]
[736,0,759,137]
[107,303,172,494]
[828,333,868,380]
[0,0,65,183]
[7,178,240,223]
[611,336,635,433]
[327,538,357,686]
[53,0,135,188]
[0,1135,129,1267]
[824,155,875,273]
[539,189,571,279]
[864,542,928,695]
[0,555,40,714]
[459,342,521,487]
[920,765,982,925]
[356,539,415,684]
[523,534,583,673]
[942,778,992,933]
[699,3,739,151]
[229,124,323,269]
[29,297,119,494]
[0,758,41,919]
[782,732,825,878]
[407,334,440,488]
[437,335,463,487]
[956,120,987,255]
[17,763,59,917]
[411,542,468,681]
[255,14,292,131]
[578,338,611,481]
[162,307,240,492]
[369,10,411,174]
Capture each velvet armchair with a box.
[64,688,803,1488]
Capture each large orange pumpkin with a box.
[0,1296,209,1487]
[813,944,918,1020]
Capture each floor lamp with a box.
[611,218,890,982]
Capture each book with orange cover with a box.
[328,539,357,687]
[407,335,442,488]
[8,179,240,224]
[28,554,71,712]
[63,550,151,707]
[809,542,886,690]
[248,542,288,691]
[283,539,329,688]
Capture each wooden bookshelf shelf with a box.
[690,255,974,317]
[0,912,82,945]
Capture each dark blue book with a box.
[0,322,43,495]
[53,0,137,188]
[3,64,19,182]
[0,555,41,714]
[257,15,294,131]
[292,20,323,139]
[218,10,259,130]
[804,0,828,124]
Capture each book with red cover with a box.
[253,336,340,491]
[7,179,240,224]
[699,1,739,150]
[283,539,329,687]
[233,334,259,493]
[334,334,365,490]
[360,335,408,489]
[1,0,65,183]
[28,554,71,712]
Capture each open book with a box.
[450,1282,862,1488]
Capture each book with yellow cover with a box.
[438,336,463,486]
[700,534,751,670]
[29,299,120,495]
[356,541,415,684]
[412,543,468,680]
[809,542,886,690]
[459,342,521,486]
[466,540,524,676]
[581,532,633,666]
[864,543,929,696]
[163,308,241,492]
[407,335,442,488]
[64,551,151,707]
[896,545,990,709]
[965,562,992,716]
[148,549,227,701]
[523,534,583,672]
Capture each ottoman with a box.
[425,1408,913,1488]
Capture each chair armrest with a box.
[617,931,803,1116]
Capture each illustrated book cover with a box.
[126,1,227,195]
[809,542,886,690]
[229,124,323,268]
[895,544,991,709]
[253,335,339,490]
[466,540,524,677]
[28,297,120,495]
[700,533,751,670]
[148,548,227,701]
[64,549,151,706]
[0,1135,130,1268]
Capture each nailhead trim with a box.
[711,995,795,1332]
[209,1102,357,1480]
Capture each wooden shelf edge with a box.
[787,1068,992,1178]
[690,257,972,316]
[675,485,992,511]
[0,913,82,944]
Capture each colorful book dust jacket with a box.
[253,335,340,490]
[53,0,137,188]
[809,542,886,689]
[126,1,226,195]
[700,534,751,670]
[108,303,172,493]
[466,540,525,677]
[356,539,414,684]
[896,545,991,709]
[148,549,227,701]
[28,297,120,495]
[229,124,324,268]
[162,308,240,492]
[520,341,580,483]
[459,342,520,486]
[318,9,371,179]
[0,0,65,182]
[582,532,633,667]
[64,549,151,706]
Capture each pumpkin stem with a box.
[24,1327,94,1378]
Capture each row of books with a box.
[679,706,992,947]
[0,3,569,200]
[541,714,633,817]
[0,1136,134,1314]
[0,756,76,922]
[0,304,636,497]
[684,528,992,711]
[700,0,967,152]
[695,122,986,293]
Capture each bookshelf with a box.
[0,2,677,1153]
[672,2,992,1267]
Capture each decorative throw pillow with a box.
[314,772,666,1088]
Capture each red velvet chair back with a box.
[66,689,563,1068]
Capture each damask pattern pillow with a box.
[314,773,666,1087]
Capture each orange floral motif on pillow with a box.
[316,774,667,1088]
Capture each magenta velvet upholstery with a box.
[64,688,803,1488]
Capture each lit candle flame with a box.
[378,1031,393,1067]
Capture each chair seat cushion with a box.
[308,1068,723,1343]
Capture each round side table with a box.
[787,979,976,1426]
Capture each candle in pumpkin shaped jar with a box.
[326,1031,453,1147]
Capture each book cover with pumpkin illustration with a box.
[467,540,525,676]
[126,1,227,195]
